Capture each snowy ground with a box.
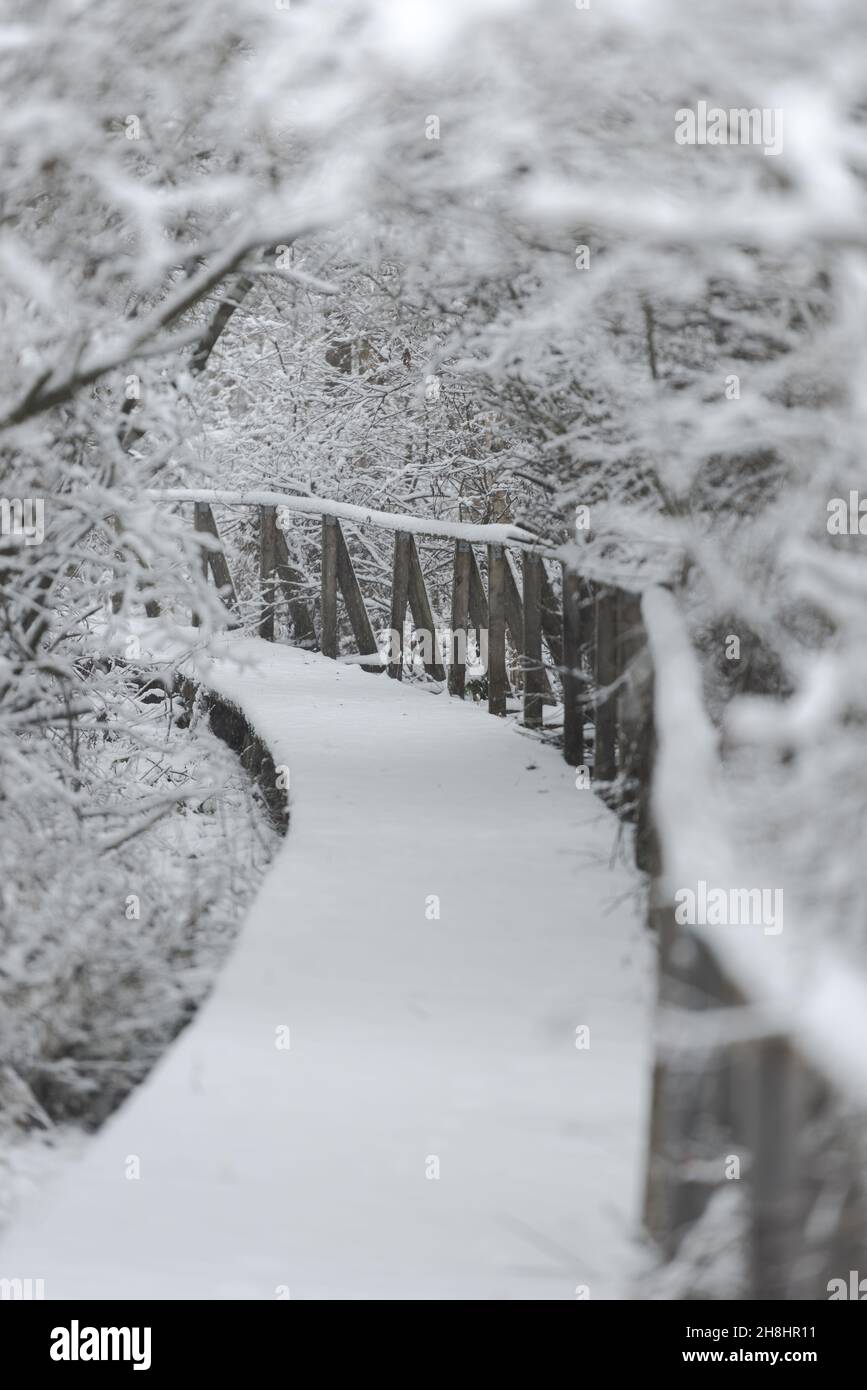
[0,638,652,1300]
[0,710,277,1240]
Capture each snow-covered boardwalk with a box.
[1,640,651,1299]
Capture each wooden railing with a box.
[151,490,650,799]
[640,586,867,1299]
[149,489,867,1296]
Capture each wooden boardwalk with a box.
[0,639,651,1299]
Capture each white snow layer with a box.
[0,639,651,1299]
[146,488,540,546]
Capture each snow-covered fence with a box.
[641,585,867,1299]
[150,491,649,798]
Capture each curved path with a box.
[1,639,651,1299]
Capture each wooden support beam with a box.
[522,551,544,729]
[615,591,657,871]
[634,653,657,874]
[191,502,212,628]
[407,534,446,681]
[616,591,643,771]
[466,545,490,677]
[487,543,507,716]
[320,514,339,658]
[274,524,315,644]
[449,540,472,698]
[749,1037,802,1299]
[540,563,563,674]
[194,501,211,578]
[504,551,554,709]
[503,552,524,650]
[561,565,584,766]
[335,520,382,673]
[193,501,238,614]
[467,545,490,630]
[388,530,412,679]
[643,901,746,1257]
[594,586,618,781]
[258,505,278,641]
[502,551,524,699]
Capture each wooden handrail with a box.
[148,487,546,549]
[641,583,867,1296]
[179,496,867,1294]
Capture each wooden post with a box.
[522,551,544,729]
[449,541,472,698]
[388,530,412,679]
[274,525,315,644]
[468,545,490,637]
[335,520,382,673]
[503,553,524,656]
[749,1037,801,1299]
[595,586,618,780]
[320,514,339,658]
[466,547,490,686]
[616,591,657,871]
[644,903,743,1258]
[258,505,278,641]
[191,501,211,628]
[487,543,507,715]
[407,535,446,681]
[561,565,584,766]
[540,564,563,674]
[617,592,643,772]
[194,502,211,577]
[642,898,676,1248]
[193,501,238,616]
[634,661,658,874]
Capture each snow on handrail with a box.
[642,584,867,1102]
[147,488,544,548]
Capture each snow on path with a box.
[1,640,651,1300]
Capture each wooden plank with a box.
[407,534,446,681]
[258,505,278,641]
[388,530,412,679]
[335,519,382,673]
[320,514,339,658]
[522,551,544,729]
[487,543,507,716]
[594,586,618,780]
[448,541,472,698]
[561,565,584,766]
[274,524,315,644]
